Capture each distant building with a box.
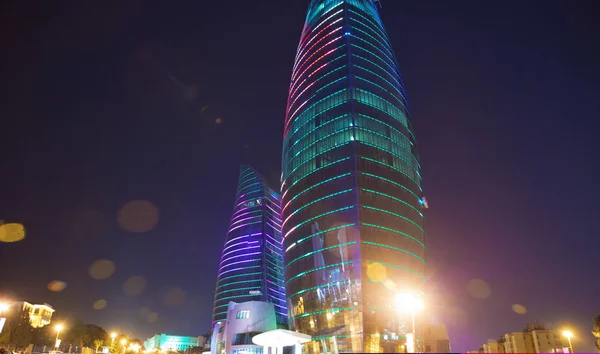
[211,166,287,327]
[422,324,451,353]
[471,323,572,353]
[210,301,278,354]
[144,334,205,352]
[21,302,54,328]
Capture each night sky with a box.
[1,0,599,352]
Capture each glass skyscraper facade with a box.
[212,165,287,327]
[281,1,426,352]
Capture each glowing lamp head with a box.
[563,330,573,339]
[111,333,117,339]
[0,303,9,312]
[121,339,127,345]
[395,292,424,313]
[55,324,64,332]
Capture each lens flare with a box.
[0,223,26,243]
[89,260,116,280]
[48,281,67,292]
[117,200,159,233]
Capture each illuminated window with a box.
[236,310,250,319]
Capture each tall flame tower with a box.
[212,165,287,327]
[281,0,426,352]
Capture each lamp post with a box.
[55,324,64,349]
[562,330,573,353]
[395,292,424,353]
[111,333,117,350]
[121,339,127,354]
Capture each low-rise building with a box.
[144,334,205,352]
[471,324,573,353]
[210,301,279,354]
[422,323,451,353]
[19,301,54,328]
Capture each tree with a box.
[31,325,53,347]
[65,319,89,351]
[0,310,33,349]
[593,314,600,351]
[94,339,104,353]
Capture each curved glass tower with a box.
[212,165,287,326]
[281,1,426,352]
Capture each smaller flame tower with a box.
[212,165,287,326]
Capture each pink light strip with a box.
[287,83,314,116]
[218,259,260,273]
[291,31,343,84]
[224,233,261,246]
[228,221,261,233]
[294,17,343,72]
[220,244,260,259]
[220,251,262,266]
[230,215,261,227]
[294,5,344,62]
[218,265,259,277]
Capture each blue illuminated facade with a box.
[212,165,287,326]
[282,0,426,352]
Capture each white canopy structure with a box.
[252,329,311,354]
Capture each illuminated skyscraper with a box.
[281,1,426,352]
[212,165,287,327]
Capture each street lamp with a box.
[121,339,127,354]
[562,330,573,353]
[55,324,64,349]
[395,292,424,353]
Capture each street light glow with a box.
[395,292,424,313]
[55,324,64,332]
[121,339,127,345]
[0,303,9,312]
[111,333,117,338]
[563,330,573,339]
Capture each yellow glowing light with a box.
[111,333,117,339]
[121,339,127,345]
[563,330,573,339]
[0,303,9,312]
[0,223,26,243]
[55,324,64,332]
[395,292,424,313]
[130,344,141,352]
[326,312,332,320]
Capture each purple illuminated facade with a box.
[212,165,287,326]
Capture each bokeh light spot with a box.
[466,278,491,299]
[89,260,116,280]
[366,263,387,283]
[123,276,147,297]
[200,106,209,116]
[93,299,107,310]
[48,280,67,292]
[147,312,158,323]
[0,223,26,243]
[215,118,223,125]
[165,287,187,308]
[512,303,527,315]
[117,200,159,233]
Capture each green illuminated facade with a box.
[281,0,426,352]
